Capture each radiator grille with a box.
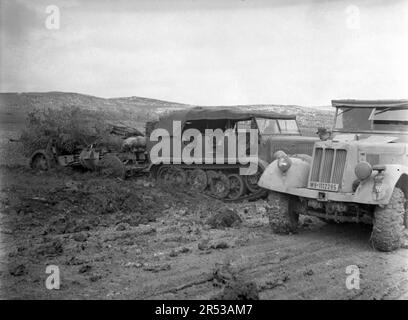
[309,148,347,191]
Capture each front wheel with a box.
[266,191,299,234]
[371,187,407,252]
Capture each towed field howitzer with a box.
[29,125,150,178]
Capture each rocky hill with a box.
[0,92,333,134]
[0,92,334,166]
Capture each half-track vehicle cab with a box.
[258,99,408,251]
[148,106,317,201]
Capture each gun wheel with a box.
[30,150,53,171]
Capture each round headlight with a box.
[355,161,372,180]
[277,156,292,172]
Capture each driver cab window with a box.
[277,119,300,134]
[256,119,280,134]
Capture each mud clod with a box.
[78,265,92,274]
[213,280,259,300]
[9,264,27,277]
[206,209,242,229]
[37,240,63,257]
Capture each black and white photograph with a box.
[0,0,407,304]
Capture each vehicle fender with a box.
[354,164,408,205]
[258,157,310,192]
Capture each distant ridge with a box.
[0,91,334,134]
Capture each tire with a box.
[266,191,299,234]
[30,151,53,171]
[371,187,407,252]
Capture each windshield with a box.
[278,119,300,134]
[256,118,300,135]
[335,107,408,132]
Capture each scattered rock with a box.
[198,239,210,251]
[1,228,13,235]
[9,264,27,277]
[89,274,103,282]
[37,240,63,257]
[124,262,143,268]
[169,250,179,257]
[143,263,171,273]
[118,239,134,246]
[212,262,237,284]
[73,232,89,242]
[212,280,259,300]
[270,257,281,264]
[116,223,129,231]
[211,241,229,250]
[65,180,81,191]
[304,269,314,276]
[66,256,85,266]
[134,224,156,236]
[259,274,290,290]
[78,265,92,274]
[206,209,242,229]
[180,247,191,253]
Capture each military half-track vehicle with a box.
[258,99,408,251]
[148,107,317,201]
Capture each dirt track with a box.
[0,167,407,300]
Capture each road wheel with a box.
[189,169,208,192]
[227,174,246,200]
[99,154,126,179]
[371,187,407,252]
[157,166,172,183]
[244,166,263,193]
[267,191,299,234]
[170,168,187,185]
[209,172,230,199]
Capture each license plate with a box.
[309,182,339,191]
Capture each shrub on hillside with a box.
[20,106,112,156]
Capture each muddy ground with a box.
[0,167,407,300]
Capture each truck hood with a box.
[265,135,319,142]
[333,134,399,143]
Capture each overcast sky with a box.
[0,0,407,106]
